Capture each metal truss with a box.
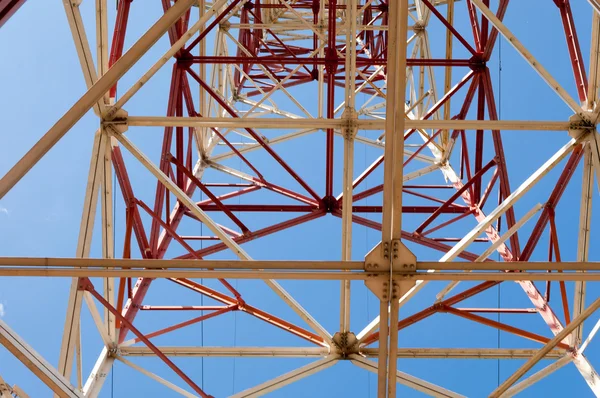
[1,0,600,397]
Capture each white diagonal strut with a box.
[350,355,466,398]
[491,295,600,397]
[0,318,82,398]
[471,0,586,118]
[110,128,332,342]
[230,357,339,398]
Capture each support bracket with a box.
[341,107,358,139]
[364,240,417,300]
[102,109,129,133]
[332,331,359,358]
[568,112,595,140]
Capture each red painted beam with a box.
[0,0,26,28]
[183,56,472,67]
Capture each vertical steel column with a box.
[378,0,408,396]
[340,0,358,334]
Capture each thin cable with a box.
[111,362,114,398]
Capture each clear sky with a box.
[0,1,599,397]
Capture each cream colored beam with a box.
[116,356,196,398]
[58,130,105,383]
[471,0,586,117]
[580,317,600,353]
[440,138,581,263]
[376,300,390,397]
[12,385,30,398]
[589,0,600,15]
[339,0,358,334]
[503,356,572,397]
[573,144,594,346]
[0,375,12,398]
[591,133,600,195]
[378,0,409,393]
[96,0,109,79]
[119,346,565,359]
[108,0,232,117]
[351,355,466,398]
[491,296,600,397]
[99,131,115,345]
[111,129,332,342]
[82,348,114,398]
[111,127,250,258]
[442,0,454,147]
[0,319,82,398]
[0,258,362,270]
[120,347,330,357]
[2,269,600,281]
[62,0,104,115]
[125,117,570,131]
[587,12,600,110]
[0,0,197,200]
[2,258,600,272]
[340,124,355,333]
[230,357,338,398]
[210,128,318,163]
[360,348,565,360]
[82,293,113,347]
[435,203,543,302]
[74,322,82,391]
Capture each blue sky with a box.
[0,1,599,397]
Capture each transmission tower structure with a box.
[0,0,600,397]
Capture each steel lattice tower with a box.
[1,0,600,397]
